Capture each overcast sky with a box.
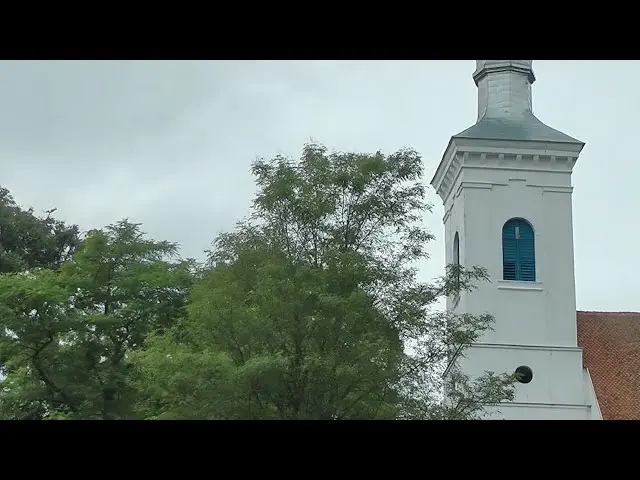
[0,60,635,312]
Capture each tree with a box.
[134,143,516,420]
[0,187,81,274]
[0,220,195,419]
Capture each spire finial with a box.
[473,60,536,122]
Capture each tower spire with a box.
[473,60,536,122]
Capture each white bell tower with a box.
[431,60,602,420]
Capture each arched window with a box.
[502,218,535,282]
[453,232,460,266]
[452,232,461,292]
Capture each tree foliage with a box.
[0,144,516,419]
[0,187,81,274]
[0,220,195,419]
[133,143,516,419]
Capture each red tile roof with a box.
[577,311,640,420]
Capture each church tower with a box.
[431,60,601,420]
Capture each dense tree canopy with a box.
[0,187,81,274]
[0,220,195,419]
[133,143,516,419]
[0,144,516,419]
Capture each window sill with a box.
[497,280,543,292]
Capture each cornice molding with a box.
[430,137,582,204]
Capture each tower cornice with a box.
[431,137,583,204]
[473,60,536,86]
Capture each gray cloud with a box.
[0,60,636,311]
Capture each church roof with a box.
[577,311,640,420]
[454,111,584,145]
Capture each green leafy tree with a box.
[0,187,81,273]
[0,220,195,419]
[134,143,516,420]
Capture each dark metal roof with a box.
[454,111,583,145]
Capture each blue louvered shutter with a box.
[502,219,536,282]
[517,221,535,281]
[502,222,517,280]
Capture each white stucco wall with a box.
[435,140,601,420]
[459,163,578,347]
[459,344,586,405]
